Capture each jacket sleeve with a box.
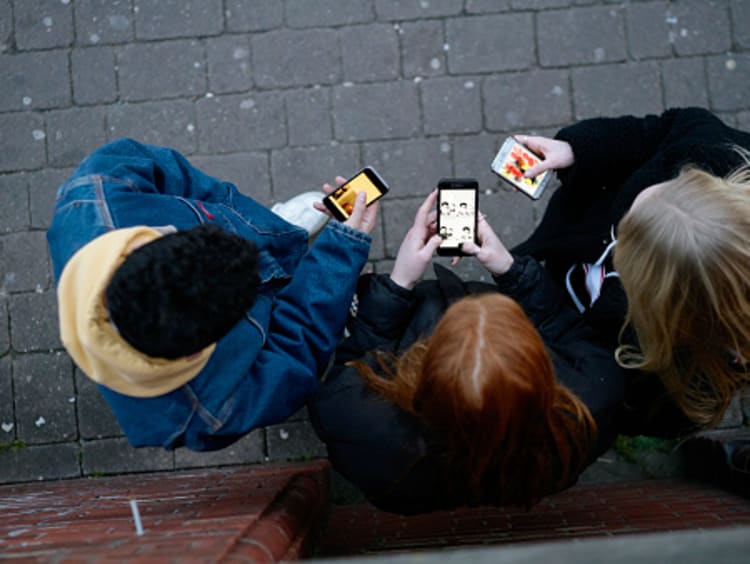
[334,274,417,364]
[70,138,234,202]
[214,221,372,433]
[493,255,583,343]
[553,107,720,195]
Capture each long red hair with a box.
[352,293,597,507]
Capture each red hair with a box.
[353,293,597,507]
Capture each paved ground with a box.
[1,0,750,485]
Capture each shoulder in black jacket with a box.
[308,260,626,515]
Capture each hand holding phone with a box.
[322,166,389,222]
[389,189,443,290]
[436,178,478,256]
[490,137,552,200]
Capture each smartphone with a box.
[436,178,478,256]
[490,137,552,200]
[323,166,389,221]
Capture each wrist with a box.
[389,272,416,290]
[488,252,514,276]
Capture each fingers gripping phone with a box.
[437,178,478,256]
[490,137,551,200]
[323,166,389,221]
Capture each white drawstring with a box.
[565,227,619,313]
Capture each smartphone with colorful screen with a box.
[323,167,389,221]
[491,137,551,200]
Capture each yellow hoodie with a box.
[57,227,216,398]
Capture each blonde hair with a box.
[352,293,597,507]
[614,160,750,426]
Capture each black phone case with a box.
[436,178,478,256]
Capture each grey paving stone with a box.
[0,173,30,233]
[707,53,750,112]
[286,0,375,28]
[81,437,174,475]
[0,0,11,53]
[732,0,750,49]
[189,152,271,204]
[71,47,117,105]
[421,76,482,135]
[625,1,672,60]
[0,51,70,112]
[74,0,134,46]
[538,6,626,67]
[0,113,47,172]
[174,429,265,469]
[286,87,333,147]
[13,352,76,444]
[252,29,340,89]
[662,57,709,109]
[107,100,197,155]
[196,93,286,153]
[265,419,327,461]
[46,107,108,167]
[453,133,504,193]
[29,168,73,230]
[333,82,420,141]
[512,0,572,7]
[400,20,446,78]
[374,0,463,20]
[14,0,73,50]
[117,40,206,101]
[340,24,400,82]
[270,144,360,202]
[483,69,571,132]
[0,303,8,356]
[737,111,750,132]
[0,443,80,483]
[225,0,283,32]
[206,35,253,94]
[134,0,223,40]
[466,0,512,13]
[741,386,750,423]
[380,196,425,257]
[446,14,534,74]
[75,369,122,440]
[671,0,732,56]
[1,231,50,293]
[0,357,11,445]
[362,138,453,197]
[572,62,663,120]
[9,290,61,352]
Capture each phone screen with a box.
[437,180,478,256]
[324,167,388,221]
[490,137,551,200]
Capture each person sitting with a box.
[512,107,750,435]
[309,190,625,514]
[48,138,377,451]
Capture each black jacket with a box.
[308,259,625,515]
[514,107,750,437]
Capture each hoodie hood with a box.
[57,227,216,398]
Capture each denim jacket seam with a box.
[325,221,372,244]
[182,385,224,431]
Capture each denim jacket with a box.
[47,138,371,451]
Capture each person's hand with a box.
[461,213,514,276]
[314,176,379,235]
[389,190,442,290]
[515,135,574,179]
[343,191,379,234]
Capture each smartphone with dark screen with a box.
[436,178,478,256]
[323,166,389,221]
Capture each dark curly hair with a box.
[105,224,260,359]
